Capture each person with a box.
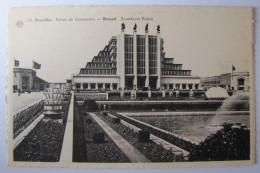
[189,89,194,98]
[18,88,21,96]
[176,89,179,98]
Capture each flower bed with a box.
[13,101,70,162]
[97,112,185,162]
[13,120,65,161]
[13,100,44,138]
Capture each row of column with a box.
[163,83,198,90]
[73,83,199,90]
[74,83,118,90]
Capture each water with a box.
[133,114,249,144]
[133,91,250,144]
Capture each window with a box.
[113,83,117,90]
[98,83,103,89]
[149,36,157,74]
[137,35,145,74]
[125,35,134,74]
[75,83,81,89]
[83,83,88,89]
[90,83,96,89]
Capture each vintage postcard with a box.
[6,6,255,168]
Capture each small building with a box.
[13,68,49,91]
[72,24,201,91]
[201,72,250,92]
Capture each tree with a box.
[189,123,250,161]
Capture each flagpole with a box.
[231,64,233,80]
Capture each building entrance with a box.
[149,76,157,90]
[238,78,245,90]
[137,76,146,89]
[125,76,134,90]
[22,76,29,90]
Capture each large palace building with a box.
[72,24,201,91]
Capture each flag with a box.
[14,59,19,67]
[232,65,236,71]
[33,61,41,69]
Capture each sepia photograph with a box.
[6,5,255,168]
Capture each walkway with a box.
[11,92,44,113]
[60,91,74,165]
[89,113,149,162]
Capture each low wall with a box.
[97,100,223,112]
[112,112,197,152]
[74,92,108,101]
[13,100,44,138]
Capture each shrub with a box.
[83,100,98,112]
[189,123,250,161]
[112,117,121,124]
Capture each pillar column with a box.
[110,83,113,91]
[133,27,138,87]
[95,83,98,89]
[148,90,151,98]
[156,30,161,89]
[80,83,83,90]
[145,30,149,87]
[162,90,166,98]
[118,26,125,90]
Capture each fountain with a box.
[210,91,250,130]
[43,85,63,119]
[62,80,72,101]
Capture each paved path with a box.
[89,113,149,162]
[60,91,74,165]
[11,92,44,113]
[13,114,44,149]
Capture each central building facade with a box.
[73,24,201,90]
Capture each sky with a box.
[8,6,253,83]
